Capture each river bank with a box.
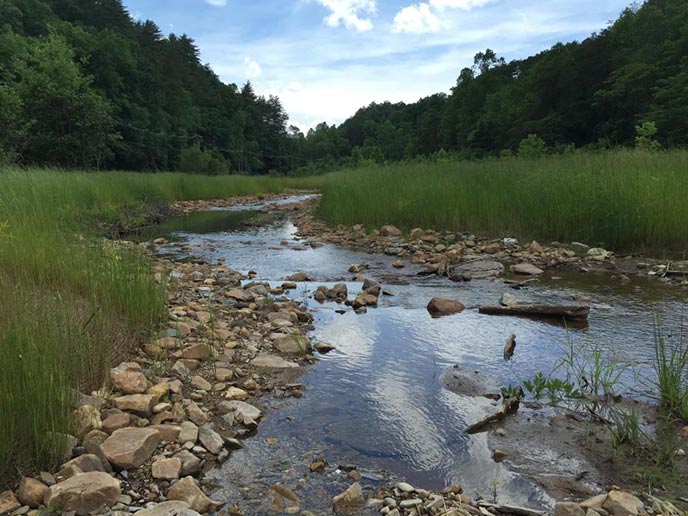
[2,192,686,516]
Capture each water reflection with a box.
[153,208,686,511]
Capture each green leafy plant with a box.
[518,134,547,159]
[635,121,661,151]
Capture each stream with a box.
[151,195,686,514]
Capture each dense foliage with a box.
[0,0,295,172]
[300,0,688,166]
[0,0,685,172]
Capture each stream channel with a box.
[148,195,686,515]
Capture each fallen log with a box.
[465,395,521,434]
[478,304,590,321]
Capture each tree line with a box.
[0,0,685,174]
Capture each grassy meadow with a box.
[317,150,688,253]
[0,167,319,483]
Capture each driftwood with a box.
[477,502,547,516]
[478,304,590,321]
[465,395,521,434]
[503,334,516,361]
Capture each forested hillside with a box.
[302,0,688,165]
[0,0,685,173]
[0,0,295,172]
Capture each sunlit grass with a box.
[317,150,688,252]
[0,167,319,483]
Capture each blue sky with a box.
[122,0,632,131]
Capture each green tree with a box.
[518,134,547,159]
[634,121,660,151]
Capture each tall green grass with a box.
[653,317,688,421]
[317,150,688,252]
[0,167,318,483]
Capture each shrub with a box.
[518,134,546,159]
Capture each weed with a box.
[653,316,688,421]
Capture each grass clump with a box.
[317,149,688,252]
[0,166,317,483]
[653,317,688,421]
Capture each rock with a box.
[314,343,336,354]
[182,344,210,361]
[71,405,102,439]
[451,259,504,280]
[148,382,170,399]
[442,366,500,397]
[60,454,107,474]
[101,412,131,434]
[392,260,405,269]
[332,482,364,514]
[190,376,211,391]
[152,458,182,480]
[555,502,586,516]
[198,426,224,455]
[185,401,208,426]
[135,501,201,516]
[113,394,158,417]
[380,225,402,237]
[150,424,181,442]
[166,477,219,513]
[0,490,21,514]
[222,400,261,424]
[580,495,607,510]
[175,450,202,477]
[587,247,611,259]
[251,353,299,369]
[511,263,544,276]
[274,335,311,354]
[110,362,148,394]
[570,242,590,256]
[396,482,414,493]
[500,292,519,307]
[179,422,199,444]
[101,427,161,469]
[224,387,249,400]
[17,478,48,508]
[602,490,643,516]
[43,472,120,516]
[285,272,313,282]
[529,240,544,253]
[426,297,465,315]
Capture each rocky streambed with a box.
[2,193,686,516]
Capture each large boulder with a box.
[101,427,161,469]
[427,297,465,316]
[167,477,219,513]
[332,482,365,514]
[110,362,148,394]
[43,472,120,515]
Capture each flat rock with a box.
[451,259,504,279]
[43,472,120,516]
[511,263,545,276]
[182,344,210,361]
[113,394,158,417]
[222,400,261,424]
[198,426,224,455]
[442,366,500,398]
[426,297,465,315]
[478,304,590,321]
[179,421,199,444]
[135,501,201,516]
[274,334,311,354]
[101,427,161,469]
[555,502,585,516]
[152,458,182,480]
[190,375,211,391]
[251,353,299,369]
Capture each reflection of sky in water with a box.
[158,211,686,509]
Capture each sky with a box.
[121,0,632,132]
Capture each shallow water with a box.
[153,202,686,512]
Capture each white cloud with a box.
[392,3,441,34]
[243,57,262,78]
[430,0,495,10]
[315,0,376,32]
[205,0,227,6]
